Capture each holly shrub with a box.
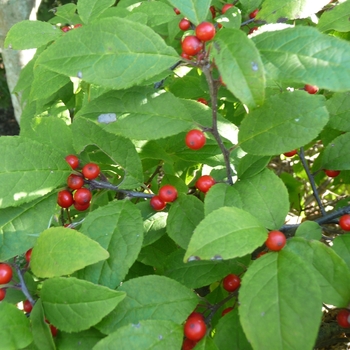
[2,0,350,349]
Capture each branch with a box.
[14,264,35,306]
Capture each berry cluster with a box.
[183,312,207,348]
[0,263,13,301]
[150,184,178,211]
[57,155,100,212]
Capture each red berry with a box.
[181,52,192,60]
[57,190,74,208]
[339,214,350,231]
[159,185,178,203]
[174,7,180,15]
[184,315,207,342]
[181,36,203,56]
[195,22,216,42]
[248,26,258,34]
[197,98,208,105]
[249,9,259,19]
[324,169,340,178]
[67,174,84,190]
[65,155,79,169]
[222,4,234,14]
[283,150,297,157]
[195,175,215,193]
[182,338,197,350]
[25,248,32,263]
[23,300,33,313]
[73,23,82,28]
[179,18,191,31]
[221,307,234,316]
[185,129,206,150]
[73,201,90,211]
[82,163,100,180]
[265,230,286,251]
[187,312,204,321]
[223,274,241,292]
[73,188,92,205]
[0,288,5,301]
[50,324,58,337]
[0,263,13,285]
[304,84,319,94]
[210,6,216,19]
[61,26,71,32]
[150,195,166,211]
[256,251,267,258]
[337,309,350,328]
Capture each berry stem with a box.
[14,264,35,306]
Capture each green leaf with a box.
[0,137,71,208]
[332,235,350,271]
[30,300,56,350]
[0,192,57,261]
[96,275,198,334]
[77,200,144,289]
[215,7,242,29]
[94,320,182,350]
[286,238,350,307]
[184,207,267,262]
[258,0,330,22]
[253,26,350,91]
[77,0,115,24]
[35,17,179,89]
[41,277,126,332]
[72,118,143,188]
[55,328,104,350]
[322,133,350,170]
[204,183,243,216]
[166,0,211,25]
[212,28,265,109]
[0,302,33,349]
[236,153,271,179]
[239,251,322,350]
[326,92,350,132]
[238,91,329,155]
[167,194,205,249]
[240,0,263,13]
[75,88,193,140]
[164,249,247,289]
[295,221,322,241]
[234,169,290,229]
[4,20,61,49]
[31,227,109,278]
[213,308,252,350]
[132,2,176,27]
[48,3,78,24]
[317,1,350,32]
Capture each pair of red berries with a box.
[183,312,207,346]
[150,185,178,211]
[0,262,13,301]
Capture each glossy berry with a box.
[174,7,180,15]
[249,9,259,19]
[159,185,178,203]
[73,201,90,211]
[0,288,5,301]
[337,309,350,328]
[210,6,216,19]
[248,26,258,34]
[304,84,319,94]
[195,175,216,193]
[25,248,32,263]
[256,251,267,258]
[265,230,286,251]
[185,129,206,150]
[283,150,297,157]
[50,324,58,337]
[324,169,340,178]
[221,307,234,316]
[61,26,71,32]
[150,195,166,211]
[195,22,216,42]
[82,163,100,180]
[74,188,92,205]
[0,263,13,285]
[339,214,350,231]
[222,4,234,14]
[67,174,84,190]
[57,190,74,208]
[179,18,191,31]
[182,36,203,56]
[182,338,197,350]
[197,98,208,105]
[23,300,33,313]
[184,315,207,342]
[181,52,192,60]
[65,155,79,169]
[223,274,241,292]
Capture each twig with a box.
[14,264,35,306]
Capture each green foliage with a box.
[1,1,350,349]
